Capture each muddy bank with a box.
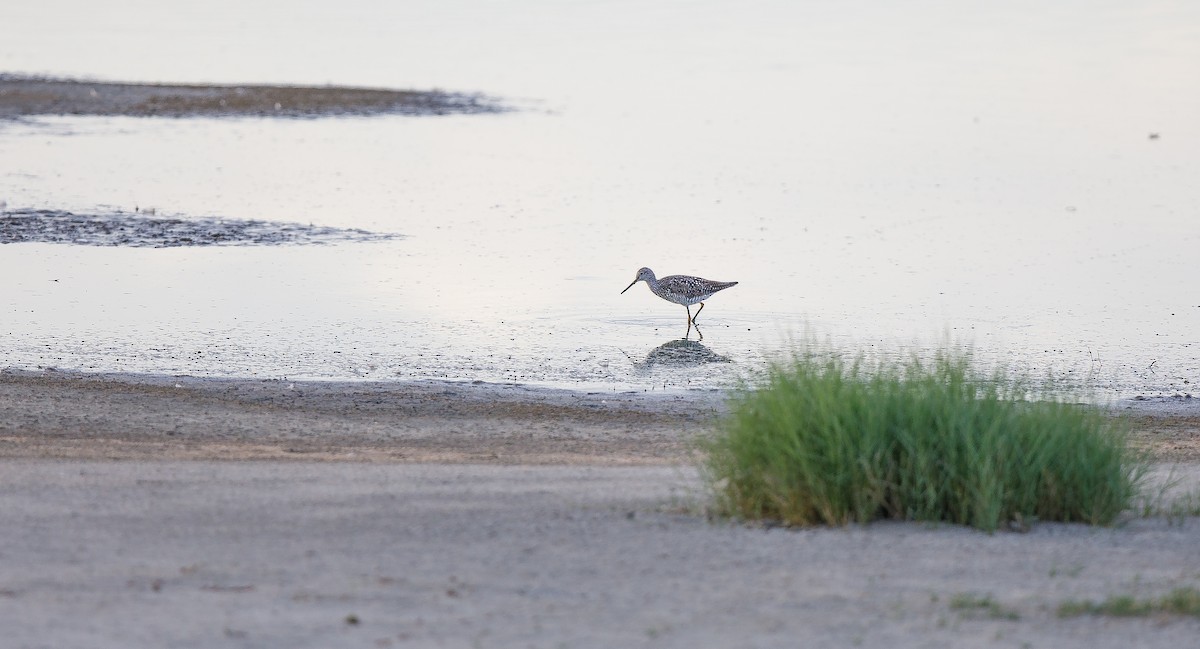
[0,368,1196,464]
[0,208,400,247]
[0,75,505,118]
[0,369,726,464]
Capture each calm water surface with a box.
[2,1,1198,396]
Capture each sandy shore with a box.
[2,369,1198,648]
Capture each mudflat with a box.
[0,75,503,118]
[1,369,1195,464]
[0,369,722,464]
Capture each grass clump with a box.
[702,346,1144,532]
[1058,587,1200,619]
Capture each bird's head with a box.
[621,267,655,294]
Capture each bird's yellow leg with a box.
[694,302,706,324]
[685,305,693,339]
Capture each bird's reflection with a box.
[632,339,731,372]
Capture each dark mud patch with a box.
[0,75,505,118]
[1,208,400,247]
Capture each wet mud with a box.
[0,208,400,247]
[0,369,722,465]
[0,75,505,118]
[0,369,1195,464]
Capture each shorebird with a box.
[621,267,738,339]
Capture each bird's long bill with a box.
[620,279,638,294]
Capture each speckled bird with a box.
[621,267,738,338]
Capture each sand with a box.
[1,368,1198,648]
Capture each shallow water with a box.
[2,1,1198,396]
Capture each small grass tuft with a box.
[948,592,1021,620]
[701,345,1146,532]
[1058,587,1200,619]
